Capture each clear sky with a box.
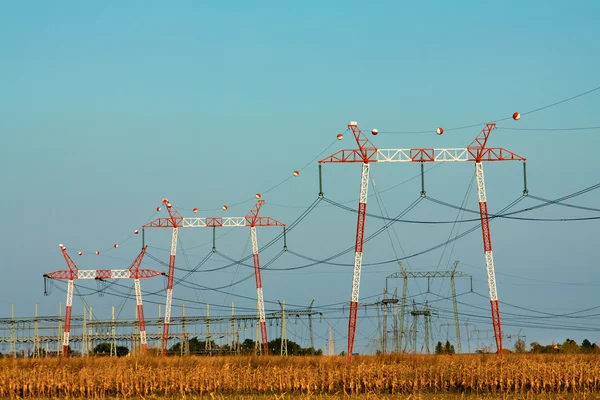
[1,1,600,354]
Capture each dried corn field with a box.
[0,354,599,399]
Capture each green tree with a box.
[93,342,112,355]
[561,338,580,354]
[514,337,526,353]
[435,341,444,354]
[445,340,455,354]
[581,339,594,353]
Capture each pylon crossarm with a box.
[376,148,470,162]
[320,149,378,163]
[470,148,526,162]
[44,270,70,280]
[144,216,285,228]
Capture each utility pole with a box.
[279,300,287,356]
[205,304,212,354]
[157,304,161,351]
[58,302,62,356]
[230,302,236,354]
[82,301,87,357]
[328,326,334,356]
[392,288,399,353]
[110,306,116,357]
[307,299,315,354]
[181,304,189,356]
[33,303,39,358]
[89,307,93,355]
[10,304,16,358]
[449,261,462,353]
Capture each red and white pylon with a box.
[319,121,525,358]
[44,245,162,356]
[143,198,285,355]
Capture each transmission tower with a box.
[410,301,436,354]
[142,198,286,355]
[279,300,287,356]
[328,326,335,356]
[386,261,472,353]
[44,245,162,356]
[319,121,526,357]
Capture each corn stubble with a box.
[0,354,599,398]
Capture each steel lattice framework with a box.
[43,245,162,356]
[319,121,525,358]
[143,199,285,355]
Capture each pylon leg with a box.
[62,279,74,357]
[134,278,148,353]
[251,226,269,355]
[347,162,370,359]
[162,227,178,354]
[475,162,503,354]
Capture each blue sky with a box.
[1,1,600,354]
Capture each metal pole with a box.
[280,300,287,356]
[308,299,315,354]
[205,304,211,354]
[420,162,426,197]
[318,164,323,196]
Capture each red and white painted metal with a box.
[44,245,161,356]
[319,121,525,358]
[143,199,285,355]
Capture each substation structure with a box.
[319,121,526,357]
[0,303,321,357]
[363,294,437,355]
[385,261,472,354]
[142,198,286,355]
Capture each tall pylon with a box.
[320,121,526,357]
[44,245,161,355]
[142,198,286,355]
